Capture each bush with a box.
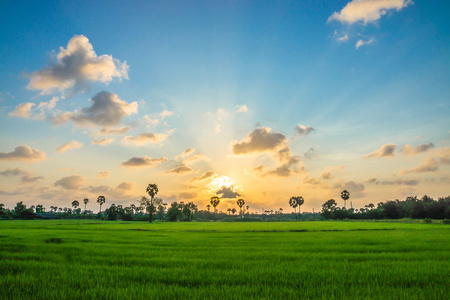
[442,219,450,224]
[423,218,432,224]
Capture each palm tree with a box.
[227,208,232,215]
[206,204,211,212]
[146,183,159,223]
[236,198,245,216]
[289,197,299,220]
[296,196,304,219]
[210,196,220,213]
[72,200,79,210]
[83,198,89,214]
[246,205,249,214]
[341,190,350,209]
[130,204,136,214]
[97,195,106,213]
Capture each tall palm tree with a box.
[83,198,89,214]
[236,199,245,216]
[296,196,304,219]
[210,196,220,213]
[341,190,350,209]
[97,195,106,213]
[206,204,211,212]
[146,183,158,223]
[289,197,298,219]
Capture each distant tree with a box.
[50,206,56,213]
[227,208,232,215]
[35,204,45,213]
[105,204,119,220]
[279,208,283,214]
[166,202,182,221]
[321,199,337,219]
[296,196,305,217]
[72,200,79,210]
[246,205,249,214]
[13,202,34,219]
[97,196,106,213]
[382,201,401,219]
[367,203,375,210]
[146,183,159,223]
[182,202,198,221]
[231,208,237,215]
[289,197,299,219]
[210,196,220,213]
[130,204,136,214]
[83,198,89,214]
[236,198,245,216]
[206,204,211,212]
[341,190,350,209]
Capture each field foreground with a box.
[0,221,449,299]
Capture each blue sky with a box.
[0,0,449,212]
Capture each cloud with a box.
[402,158,439,174]
[236,104,248,113]
[365,178,419,185]
[92,138,114,145]
[9,103,35,118]
[294,124,314,137]
[206,108,229,133]
[0,167,27,176]
[216,186,241,199]
[304,148,317,160]
[320,171,334,180]
[54,175,85,189]
[97,171,110,178]
[98,126,130,135]
[27,34,128,94]
[232,127,286,155]
[117,182,135,190]
[175,148,196,160]
[123,130,174,145]
[56,140,83,153]
[333,180,366,198]
[121,156,167,167]
[21,174,44,184]
[88,185,113,194]
[436,147,450,165]
[179,191,197,199]
[166,163,193,175]
[363,143,396,158]
[190,171,217,182]
[0,145,46,162]
[355,38,374,49]
[159,110,174,120]
[328,0,413,25]
[53,91,138,127]
[402,143,434,155]
[338,34,349,41]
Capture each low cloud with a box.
[117,182,135,190]
[320,171,334,180]
[232,127,286,155]
[333,180,366,198]
[363,143,396,158]
[57,140,83,153]
[9,97,59,120]
[123,130,174,145]
[216,186,241,199]
[9,103,35,118]
[92,138,114,145]
[121,156,167,167]
[436,147,450,165]
[402,143,434,155]
[98,126,130,135]
[294,124,314,137]
[53,91,138,127]
[402,158,439,174]
[27,34,128,94]
[166,163,193,175]
[328,0,413,25]
[21,174,44,184]
[190,171,216,182]
[0,167,27,176]
[0,145,46,163]
[179,191,197,199]
[97,171,110,178]
[356,38,374,49]
[365,178,419,186]
[54,175,85,190]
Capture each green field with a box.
[0,221,448,299]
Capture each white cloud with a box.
[356,38,374,49]
[402,143,434,155]
[53,91,137,127]
[9,97,60,120]
[236,104,248,113]
[363,143,396,158]
[91,138,114,145]
[338,34,349,42]
[27,35,128,94]
[54,175,85,190]
[328,0,413,25]
[123,130,174,145]
[0,145,46,163]
[159,110,174,120]
[121,156,167,167]
[294,124,314,137]
[166,163,193,175]
[9,103,35,118]
[56,140,83,153]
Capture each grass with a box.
[0,220,449,299]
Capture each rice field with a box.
[0,220,448,299]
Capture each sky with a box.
[0,0,449,213]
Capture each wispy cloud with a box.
[56,140,83,154]
[356,38,374,49]
[363,143,396,158]
[121,156,167,167]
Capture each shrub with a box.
[423,218,432,224]
[442,219,450,224]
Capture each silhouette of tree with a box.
[246,205,249,214]
[236,198,245,215]
[289,197,299,220]
[130,204,136,214]
[146,183,159,223]
[97,196,106,213]
[231,208,237,215]
[206,204,211,212]
[35,204,45,213]
[210,196,220,213]
[341,190,350,209]
[227,208,232,215]
[296,196,304,218]
[83,198,89,214]
[72,200,79,210]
